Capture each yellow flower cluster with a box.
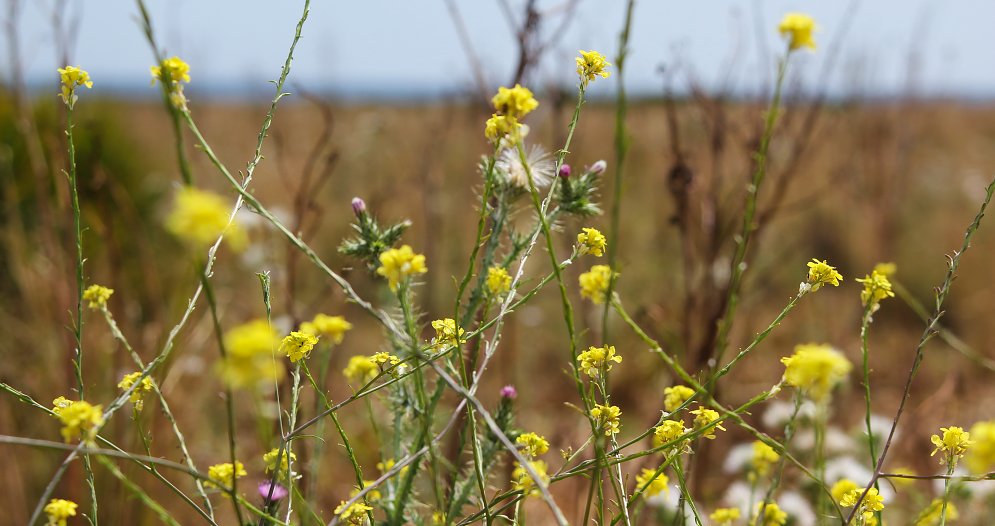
[281,331,319,363]
[44,498,78,526]
[577,345,622,377]
[931,426,974,465]
[710,508,741,526]
[579,264,615,304]
[206,461,246,490]
[653,419,688,449]
[780,343,852,401]
[52,397,104,443]
[840,487,885,523]
[344,355,378,385]
[376,245,427,291]
[663,385,695,413]
[118,372,155,413]
[515,432,550,458]
[831,479,859,503]
[165,186,247,249]
[264,447,297,478]
[300,314,352,344]
[915,498,958,526]
[150,56,191,109]
[335,500,373,525]
[485,84,538,143]
[966,421,995,473]
[577,227,607,257]
[634,467,669,498]
[511,459,550,496]
[57,66,93,106]
[856,270,895,308]
[486,266,512,296]
[750,440,780,480]
[778,13,818,51]
[350,481,382,503]
[591,403,622,437]
[82,284,113,309]
[806,258,843,291]
[431,318,466,350]
[576,50,612,86]
[754,502,789,526]
[691,407,725,440]
[217,320,284,389]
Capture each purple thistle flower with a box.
[258,481,289,502]
[351,197,367,217]
[500,385,518,399]
[558,164,572,179]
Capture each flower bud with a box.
[558,164,572,179]
[351,197,366,217]
[589,160,607,175]
[500,385,518,399]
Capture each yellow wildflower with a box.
[55,399,103,443]
[484,114,521,143]
[263,447,297,478]
[577,345,622,377]
[350,482,382,502]
[206,461,246,490]
[217,320,283,389]
[486,266,512,296]
[375,245,427,291]
[806,258,843,291]
[831,479,860,503]
[663,385,695,413]
[579,264,615,304]
[371,352,401,370]
[377,458,409,476]
[576,50,612,86]
[165,186,246,249]
[300,314,352,344]
[491,84,538,119]
[51,396,73,417]
[516,432,550,458]
[691,407,725,439]
[150,56,191,85]
[778,13,818,51]
[931,426,974,465]
[750,441,780,480]
[780,343,852,401]
[431,511,446,525]
[914,498,958,526]
[577,227,607,256]
[281,331,319,363]
[966,421,995,474]
[431,318,466,350]
[344,355,378,385]
[82,284,113,309]
[653,419,688,449]
[118,371,155,412]
[634,467,669,498]
[856,270,895,308]
[873,262,897,277]
[44,498,78,526]
[591,403,622,437]
[840,487,885,523]
[511,459,549,496]
[335,500,373,525]
[754,502,788,526]
[710,507,741,526]
[57,66,92,106]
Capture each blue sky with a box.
[6,0,995,99]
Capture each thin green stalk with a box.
[96,456,181,526]
[939,462,956,526]
[602,0,636,342]
[814,402,828,525]
[672,461,703,526]
[755,394,803,526]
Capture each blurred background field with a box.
[4,1,995,524]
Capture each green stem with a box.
[939,461,956,526]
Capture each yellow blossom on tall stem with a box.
[778,13,818,51]
[484,114,520,143]
[805,258,843,291]
[263,447,297,479]
[511,460,550,496]
[750,440,780,480]
[576,50,612,86]
[82,284,113,309]
[754,502,789,526]
[653,419,688,449]
[831,479,860,503]
[780,343,852,401]
[375,245,427,291]
[931,426,974,465]
[634,467,669,497]
[53,399,104,443]
[515,432,550,458]
[577,345,622,377]
[591,403,622,436]
[915,498,958,525]
[57,66,93,106]
[300,314,352,344]
[165,186,247,250]
[335,500,373,525]
[856,270,895,308]
[965,421,995,473]
[691,407,725,439]
[206,461,246,490]
[663,385,695,413]
[151,56,191,109]
[217,320,284,389]
[486,266,512,296]
[344,355,378,385]
[710,508,741,526]
[577,227,607,256]
[44,498,78,526]
[281,331,319,363]
[579,264,615,304]
[118,372,155,412]
[431,318,466,350]
[840,487,885,523]
[491,84,538,119]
